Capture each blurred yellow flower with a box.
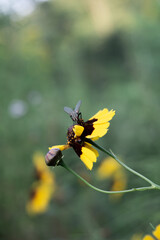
[131,233,143,240]
[33,152,54,184]
[97,157,127,199]
[143,224,160,240]
[26,152,55,215]
[97,157,121,179]
[26,183,53,214]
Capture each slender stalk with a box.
[149,223,155,230]
[60,160,156,194]
[85,138,160,189]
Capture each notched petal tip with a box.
[45,148,63,166]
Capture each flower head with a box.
[49,101,115,170]
[26,152,55,215]
[143,225,160,240]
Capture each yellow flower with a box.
[33,152,54,184]
[143,225,160,240]
[131,233,143,240]
[48,101,115,170]
[26,183,53,214]
[26,152,55,215]
[97,157,127,199]
[97,157,121,179]
[143,237,154,240]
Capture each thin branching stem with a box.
[85,138,160,189]
[60,160,155,194]
[59,138,160,194]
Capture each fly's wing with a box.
[64,100,82,121]
[74,100,81,113]
[64,107,74,116]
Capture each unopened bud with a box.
[45,148,62,166]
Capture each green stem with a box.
[85,138,160,189]
[60,160,156,194]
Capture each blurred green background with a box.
[1,0,160,239]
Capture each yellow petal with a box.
[87,123,110,139]
[32,152,54,184]
[89,136,100,141]
[87,109,115,140]
[143,235,154,240]
[49,144,70,151]
[26,183,53,215]
[80,154,93,170]
[33,152,47,172]
[84,142,99,159]
[153,225,160,239]
[89,109,109,121]
[40,171,54,185]
[73,125,84,137]
[97,157,121,179]
[110,172,127,200]
[80,143,99,170]
[89,108,115,124]
[131,233,143,240]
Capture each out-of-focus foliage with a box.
[0,0,160,239]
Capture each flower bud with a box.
[45,148,62,166]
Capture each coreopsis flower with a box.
[97,157,127,199]
[48,101,115,170]
[143,225,160,240]
[26,152,55,215]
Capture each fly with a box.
[64,100,82,123]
